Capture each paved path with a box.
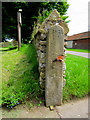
[66,51,90,58]
[1,96,89,119]
[56,96,88,118]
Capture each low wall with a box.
[33,9,69,92]
[32,9,69,106]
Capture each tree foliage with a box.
[2,2,69,42]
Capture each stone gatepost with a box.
[45,25,64,106]
[32,9,69,106]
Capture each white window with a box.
[75,43,77,45]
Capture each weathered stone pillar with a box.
[45,25,64,106]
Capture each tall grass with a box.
[1,44,41,108]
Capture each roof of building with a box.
[66,31,90,41]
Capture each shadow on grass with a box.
[2,44,44,109]
[0,46,17,51]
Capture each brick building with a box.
[66,31,90,49]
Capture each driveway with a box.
[66,51,90,58]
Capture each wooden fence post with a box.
[17,9,22,51]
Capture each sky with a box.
[66,0,89,36]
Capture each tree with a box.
[2,2,69,42]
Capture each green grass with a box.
[0,47,9,51]
[67,48,90,53]
[63,54,88,101]
[1,44,41,108]
[0,44,89,108]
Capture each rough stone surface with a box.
[40,52,46,59]
[33,9,69,92]
[39,9,69,35]
[40,41,47,46]
[40,46,46,53]
[40,58,46,64]
[39,67,45,72]
[45,25,64,106]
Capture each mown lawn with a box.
[67,48,90,53]
[0,44,88,108]
[63,54,88,101]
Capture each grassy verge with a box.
[1,44,41,108]
[0,47,9,51]
[1,44,88,108]
[67,48,90,53]
[63,54,88,101]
